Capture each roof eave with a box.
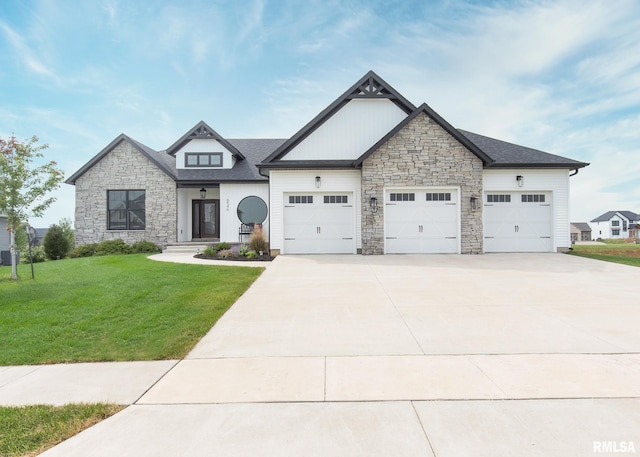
[354,103,494,166]
[485,162,590,169]
[166,121,246,160]
[65,134,175,185]
[257,160,356,170]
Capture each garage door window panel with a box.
[323,195,348,204]
[426,193,451,201]
[389,193,415,202]
[288,195,314,204]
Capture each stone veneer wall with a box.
[74,140,177,246]
[361,112,484,254]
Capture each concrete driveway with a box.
[42,254,640,456]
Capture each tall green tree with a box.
[0,136,64,279]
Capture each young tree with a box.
[43,224,70,260]
[0,135,64,279]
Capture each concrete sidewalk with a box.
[3,254,639,456]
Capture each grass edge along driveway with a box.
[0,403,125,457]
[568,242,640,267]
[0,254,264,366]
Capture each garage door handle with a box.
[284,238,295,240]
[540,236,551,239]
[386,237,397,239]
[317,227,321,234]
[342,238,353,240]
[485,237,494,239]
[445,237,457,239]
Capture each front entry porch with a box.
[192,199,220,239]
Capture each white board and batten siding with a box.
[482,169,571,252]
[281,99,407,161]
[269,170,362,254]
[176,187,221,242]
[219,183,270,242]
[175,184,269,243]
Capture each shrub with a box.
[43,224,71,260]
[248,225,268,253]
[238,244,249,256]
[22,246,46,263]
[214,242,231,252]
[217,249,234,259]
[95,239,131,256]
[131,240,161,253]
[69,243,97,258]
[203,246,215,256]
[246,250,258,259]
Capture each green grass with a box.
[0,255,263,365]
[0,403,124,457]
[568,242,640,267]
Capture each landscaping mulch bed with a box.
[194,254,274,262]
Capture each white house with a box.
[66,71,588,254]
[590,211,640,240]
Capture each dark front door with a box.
[192,200,220,239]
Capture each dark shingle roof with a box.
[458,130,588,169]
[571,222,592,232]
[173,139,286,183]
[65,134,176,184]
[591,211,640,222]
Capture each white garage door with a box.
[283,193,355,254]
[385,189,459,254]
[484,192,552,252]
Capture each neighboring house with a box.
[31,228,49,247]
[67,71,588,254]
[570,223,592,242]
[589,211,640,239]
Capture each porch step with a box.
[163,243,215,254]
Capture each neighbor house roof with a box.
[571,222,592,232]
[458,130,589,169]
[591,211,640,223]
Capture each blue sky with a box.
[1,0,639,227]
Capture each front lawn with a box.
[0,403,124,457]
[568,243,640,267]
[0,255,263,365]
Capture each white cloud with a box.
[0,22,57,79]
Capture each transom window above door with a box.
[185,152,223,167]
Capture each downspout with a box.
[569,169,579,177]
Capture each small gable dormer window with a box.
[185,152,223,168]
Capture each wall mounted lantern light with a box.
[470,196,478,211]
[315,176,321,188]
[200,188,207,199]
[370,197,378,213]
[516,175,524,187]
